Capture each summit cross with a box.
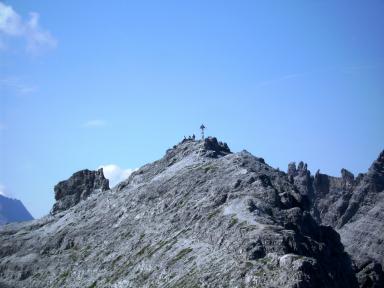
[200,124,206,140]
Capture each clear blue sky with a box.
[1,0,383,218]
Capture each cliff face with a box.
[289,151,384,287]
[0,138,374,287]
[0,195,33,225]
[51,168,110,214]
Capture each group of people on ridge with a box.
[183,134,196,142]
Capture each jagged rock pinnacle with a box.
[286,150,384,287]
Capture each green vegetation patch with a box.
[55,270,70,287]
[201,164,217,173]
[207,209,220,220]
[112,254,123,267]
[168,247,193,266]
[59,270,70,280]
[147,238,176,257]
[137,244,151,256]
[228,216,238,228]
[87,281,97,288]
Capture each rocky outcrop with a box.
[336,151,384,288]
[202,136,231,157]
[287,161,313,210]
[0,195,33,225]
[288,150,384,288]
[51,168,109,214]
[0,138,358,288]
[356,261,384,288]
[312,170,355,228]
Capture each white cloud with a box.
[0,183,7,196]
[82,119,107,128]
[25,12,57,53]
[98,164,137,187]
[0,3,23,36]
[0,2,57,54]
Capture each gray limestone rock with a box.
[0,139,364,287]
[202,136,231,158]
[356,261,384,288]
[51,168,109,214]
[288,150,384,288]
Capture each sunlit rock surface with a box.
[0,137,366,287]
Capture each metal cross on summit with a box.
[200,124,206,140]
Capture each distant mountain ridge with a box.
[0,195,34,225]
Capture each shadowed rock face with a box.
[51,168,109,214]
[289,150,384,288]
[0,139,359,287]
[202,136,231,157]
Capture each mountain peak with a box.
[168,136,231,158]
[369,150,384,174]
[2,142,384,287]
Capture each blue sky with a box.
[1,0,383,218]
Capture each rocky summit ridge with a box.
[0,137,382,288]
